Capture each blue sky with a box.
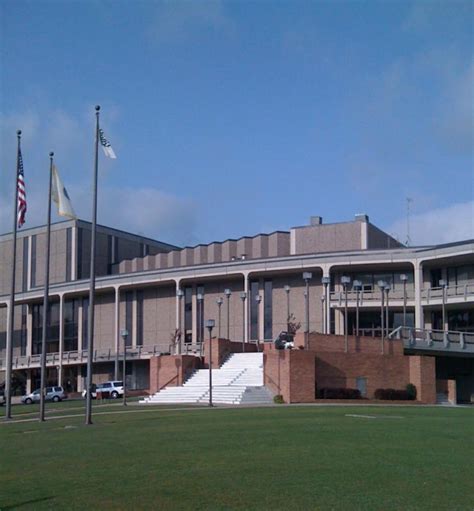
[1,0,472,246]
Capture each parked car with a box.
[82,381,124,399]
[21,386,67,404]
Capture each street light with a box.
[320,295,325,333]
[353,280,362,338]
[240,292,247,352]
[177,289,184,354]
[321,276,330,334]
[302,272,313,349]
[205,319,215,407]
[284,285,291,331]
[120,329,128,406]
[224,288,231,340]
[377,281,387,354]
[400,274,408,329]
[439,279,447,331]
[197,293,204,355]
[341,276,351,352]
[216,297,223,338]
[255,295,262,351]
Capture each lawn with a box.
[1,404,473,510]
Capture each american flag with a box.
[17,146,27,228]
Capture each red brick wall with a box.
[409,356,436,404]
[264,350,316,403]
[149,355,201,394]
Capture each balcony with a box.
[329,288,415,307]
[421,284,474,304]
[0,344,166,371]
[390,327,474,354]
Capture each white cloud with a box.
[388,201,474,245]
[0,109,198,246]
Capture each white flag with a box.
[52,165,77,219]
[99,128,117,159]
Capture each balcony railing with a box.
[389,326,474,354]
[0,344,165,371]
[421,284,474,302]
[330,288,415,304]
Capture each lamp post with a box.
[224,288,231,340]
[197,293,204,355]
[321,276,330,334]
[385,285,390,339]
[255,294,262,351]
[400,274,408,329]
[341,276,351,352]
[320,295,325,333]
[377,281,386,354]
[120,329,128,406]
[284,285,290,331]
[440,279,447,331]
[205,319,215,407]
[302,272,312,349]
[177,289,184,354]
[240,292,247,352]
[216,297,223,338]
[353,280,362,338]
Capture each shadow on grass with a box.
[1,496,55,509]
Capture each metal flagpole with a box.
[85,106,100,426]
[39,152,54,422]
[4,130,22,420]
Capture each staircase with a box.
[140,352,273,405]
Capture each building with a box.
[0,214,473,403]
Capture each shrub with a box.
[406,383,417,400]
[374,388,414,400]
[317,387,361,399]
[273,394,285,404]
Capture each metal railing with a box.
[330,288,415,304]
[389,326,474,354]
[0,344,165,370]
[421,284,474,303]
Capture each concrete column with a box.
[114,287,120,380]
[175,280,181,354]
[413,260,424,329]
[58,294,64,386]
[192,284,197,343]
[258,278,264,341]
[26,371,32,394]
[322,265,332,335]
[132,290,137,348]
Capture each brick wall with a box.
[149,355,200,394]
[409,356,436,404]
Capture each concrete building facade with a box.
[0,215,473,403]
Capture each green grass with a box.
[1,405,473,510]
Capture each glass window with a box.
[264,280,273,340]
[64,299,79,352]
[184,287,193,344]
[125,291,133,347]
[136,290,144,346]
[250,281,259,340]
[82,297,89,350]
[20,305,27,356]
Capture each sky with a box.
[0,0,473,247]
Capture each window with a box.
[197,285,204,344]
[64,299,79,351]
[184,287,193,343]
[125,291,133,347]
[66,227,72,282]
[250,281,259,340]
[31,235,37,288]
[264,280,273,340]
[32,302,60,354]
[82,297,89,350]
[430,269,442,288]
[136,290,144,346]
[22,237,29,292]
[20,305,27,356]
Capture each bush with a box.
[374,388,415,400]
[273,394,285,404]
[406,383,417,400]
[317,388,361,399]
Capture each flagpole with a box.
[39,152,54,422]
[4,130,22,420]
[85,105,100,426]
